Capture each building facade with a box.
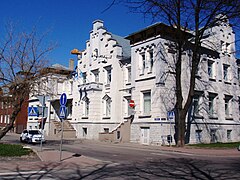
[0,87,28,133]
[126,19,240,145]
[27,63,75,137]
[70,20,131,140]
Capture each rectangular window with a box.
[148,51,154,73]
[84,100,89,116]
[208,93,217,117]
[127,67,131,83]
[83,127,87,137]
[82,72,87,84]
[95,72,99,82]
[220,40,224,52]
[107,69,111,84]
[209,96,214,116]
[106,99,111,116]
[224,95,232,117]
[223,64,229,81]
[210,129,217,143]
[208,61,214,79]
[117,131,121,139]
[142,53,146,72]
[105,66,112,85]
[227,129,232,141]
[92,69,99,83]
[140,53,146,75]
[225,43,230,53]
[195,130,202,144]
[104,128,109,133]
[192,94,200,115]
[4,115,7,123]
[143,91,151,115]
[225,98,229,116]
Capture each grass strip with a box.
[0,143,32,157]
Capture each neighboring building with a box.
[0,87,28,133]
[27,63,75,138]
[70,20,131,140]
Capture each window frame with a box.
[127,67,131,83]
[208,60,214,79]
[192,93,201,116]
[208,93,217,117]
[139,52,146,75]
[223,64,229,81]
[148,50,154,73]
[92,69,99,83]
[227,129,232,141]
[106,99,111,116]
[104,66,112,85]
[142,91,151,115]
[224,95,232,117]
[82,72,87,84]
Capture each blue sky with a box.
[0,0,239,68]
[0,0,152,67]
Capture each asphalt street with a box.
[1,133,240,179]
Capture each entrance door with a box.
[141,127,150,145]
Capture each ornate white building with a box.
[70,20,131,140]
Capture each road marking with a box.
[0,170,47,176]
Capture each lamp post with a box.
[40,95,45,151]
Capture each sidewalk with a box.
[32,146,105,168]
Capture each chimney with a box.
[69,59,74,71]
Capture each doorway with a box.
[141,127,150,145]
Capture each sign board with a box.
[129,100,135,108]
[59,106,66,119]
[60,93,67,106]
[28,107,38,116]
[167,111,175,120]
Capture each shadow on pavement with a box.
[2,158,240,179]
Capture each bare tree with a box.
[0,22,56,139]
[117,0,240,146]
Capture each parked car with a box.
[20,129,45,144]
